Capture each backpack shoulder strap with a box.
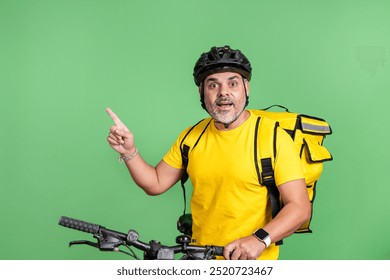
[179,118,212,215]
[254,116,284,245]
[254,116,280,217]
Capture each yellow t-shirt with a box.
[163,110,304,259]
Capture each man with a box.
[106,46,311,260]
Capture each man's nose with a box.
[218,83,231,96]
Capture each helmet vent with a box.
[207,53,215,61]
[228,52,237,60]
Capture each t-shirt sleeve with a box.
[274,127,305,186]
[162,127,191,170]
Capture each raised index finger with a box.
[106,108,126,129]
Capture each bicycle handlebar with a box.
[59,216,101,234]
[58,216,224,260]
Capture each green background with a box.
[1,0,389,260]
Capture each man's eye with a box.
[230,82,238,87]
[209,83,218,89]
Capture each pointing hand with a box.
[106,108,135,155]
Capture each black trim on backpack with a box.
[284,129,294,138]
[273,121,278,159]
[297,115,333,136]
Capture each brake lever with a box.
[69,240,99,248]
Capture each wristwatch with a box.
[253,228,271,248]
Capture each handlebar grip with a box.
[58,216,100,234]
[213,246,224,256]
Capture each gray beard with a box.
[206,97,246,128]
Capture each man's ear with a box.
[199,83,206,110]
[245,80,250,97]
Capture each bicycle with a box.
[58,216,224,260]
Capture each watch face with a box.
[255,229,269,239]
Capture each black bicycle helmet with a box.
[193,45,252,86]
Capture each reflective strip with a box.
[301,122,331,134]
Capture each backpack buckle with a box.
[261,171,275,186]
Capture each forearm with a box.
[261,178,311,244]
[120,150,159,195]
[121,149,182,196]
[262,201,311,243]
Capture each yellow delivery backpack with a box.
[254,105,333,235]
[178,105,333,243]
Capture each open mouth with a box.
[216,101,234,108]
